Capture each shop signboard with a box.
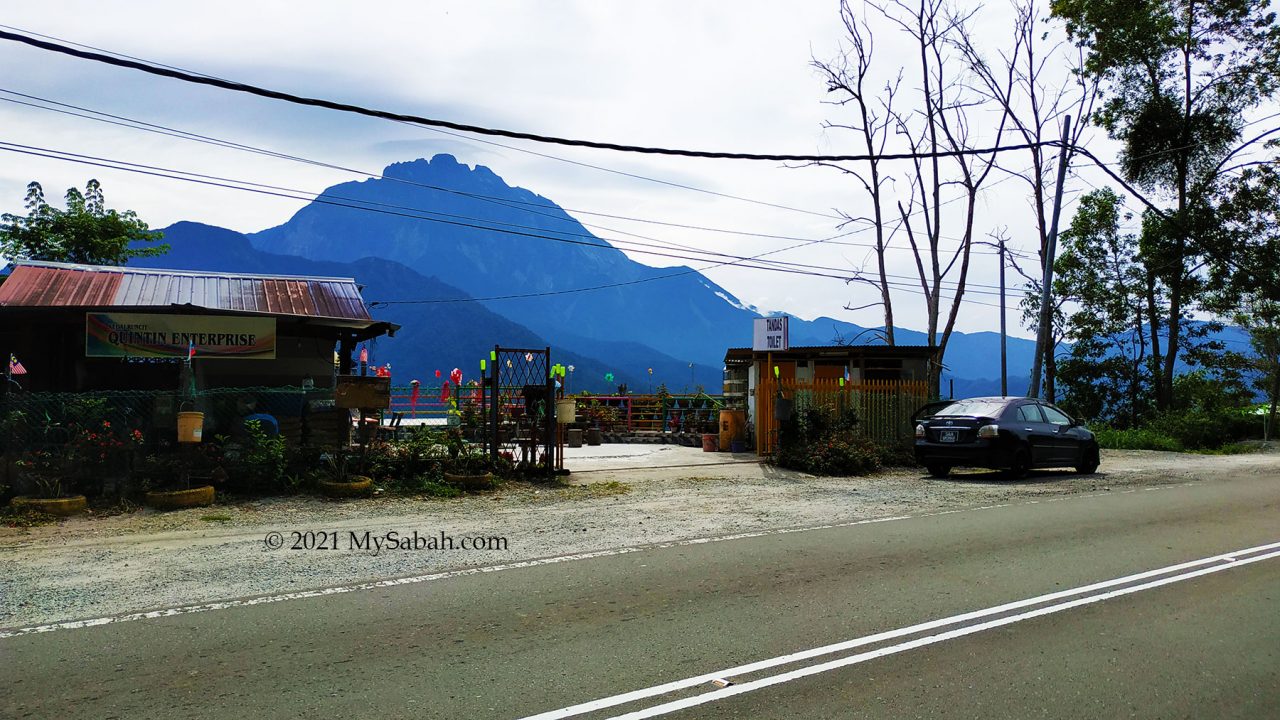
[86,312,276,359]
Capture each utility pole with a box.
[1029,115,1072,399]
[999,236,1007,397]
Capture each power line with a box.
[0,24,843,222]
[0,89,847,239]
[0,124,1032,293]
[0,86,1020,273]
[402,121,846,220]
[0,140,864,281]
[0,139,871,280]
[0,27,1058,163]
[0,81,1034,264]
[0,140,1031,309]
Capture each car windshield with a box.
[933,399,1007,418]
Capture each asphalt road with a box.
[4,471,1277,719]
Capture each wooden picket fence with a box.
[755,378,931,454]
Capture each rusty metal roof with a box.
[0,261,373,322]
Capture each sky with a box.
[0,1,1140,339]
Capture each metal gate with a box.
[487,345,555,477]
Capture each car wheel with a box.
[1075,446,1100,475]
[1003,446,1030,480]
[926,463,951,478]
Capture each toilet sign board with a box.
[753,316,789,351]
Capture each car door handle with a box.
[1024,427,1033,431]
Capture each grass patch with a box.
[1188,441,1261,455]
[200,513,233,523]
[417,480,464,498]
[1093,426,1184,452]
[557,480,631,499]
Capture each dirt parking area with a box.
[2,445,1277,630]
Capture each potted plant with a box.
[69,420,144,500]
[140,451,218,509]
[441,428,495,489]
[317,448,373,497]
[220,419,286,494]
[10,448,87,516]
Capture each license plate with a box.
[939,430,958,443]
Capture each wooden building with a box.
[723,344,936,431]
[0,261,397,393]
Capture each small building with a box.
[723,344,936,429]
[0,261,397,392]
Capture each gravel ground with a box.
[2,445,1277,629]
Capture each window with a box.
[935,399,1008,418]
[1040,404,1072,425]
[1010,404,1044,422]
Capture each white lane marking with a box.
[0,515,910,639]
[603,546,1280,720]
[517,540,1280,720]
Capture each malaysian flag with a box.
[8,353,27,375]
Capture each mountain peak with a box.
[382,154,501,184]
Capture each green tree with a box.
[1238,300,1280,438]
[1051,0,1280,411]
[1216,161,1280,433]
[1052,189,1156,425]
[0,179,167,266]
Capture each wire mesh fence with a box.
[1,386,339,453]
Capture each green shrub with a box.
[237,420,287,490]
[1092,425,1183,452]
[1094,408,1264,452]
[874,440,918,467]
[1148,409,1261,450]
[774,404,882,476]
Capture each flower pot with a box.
[144,485,215,510]
[10,495,88,516]
[586,428,603,446]
[567,428,583,448]
[701,433,719,452]
[317,475,373,498]
[443,472,495,490]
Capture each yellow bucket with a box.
[177,411,204,443]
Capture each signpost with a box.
[753,317,790,455]
[753,316,789,352]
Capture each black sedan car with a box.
[913,396,1100,478]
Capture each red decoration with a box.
[440,381,452,403]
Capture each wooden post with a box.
[999,236,1008,397]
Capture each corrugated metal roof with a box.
[0,261,372,321]
[725,345,936,358]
